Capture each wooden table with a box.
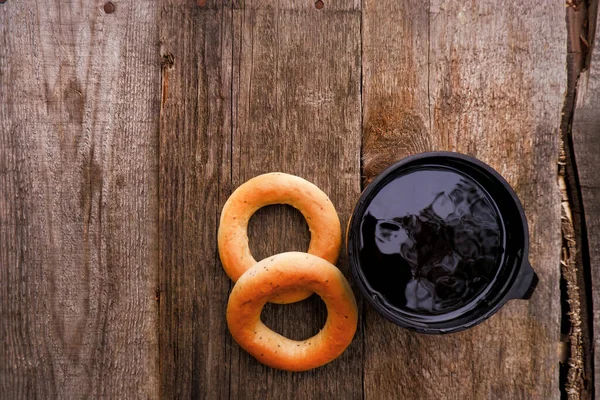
[1,0,599,398]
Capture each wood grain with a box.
[0,0,583,398]
[0,1,159,398]
[229,1,363,399]
[362,0,565,398]
[572,2,600,395]
[157,0,233,398]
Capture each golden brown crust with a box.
[218,173,342,303]
[226,252,358,372]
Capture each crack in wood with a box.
[559,146,586,398]
[560,0,597,398]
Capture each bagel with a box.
[218,173,342,303]
[226,252,358,371]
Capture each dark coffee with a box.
[358,167,505,316]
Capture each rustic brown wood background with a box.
[1,0,598,399]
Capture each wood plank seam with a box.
[561,0,598,397]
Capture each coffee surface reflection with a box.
[359,168,505,315]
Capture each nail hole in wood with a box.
[103,2,115,14]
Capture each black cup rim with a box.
[347,151,534,334]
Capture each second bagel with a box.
[226,252,358,371]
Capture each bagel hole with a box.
[261,295,328,340]
[248,204,310,261]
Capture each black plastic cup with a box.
[347,152,538,334]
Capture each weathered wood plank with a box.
[1,1,576,398]
[157,0,233,398]
[572,3,600,395]
[361,0,565,398]
[228,1,363,398]
[0,1,160,398]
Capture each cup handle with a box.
[508,261,539,300]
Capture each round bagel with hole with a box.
[226,252,358,371]
[218,172,342,304]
